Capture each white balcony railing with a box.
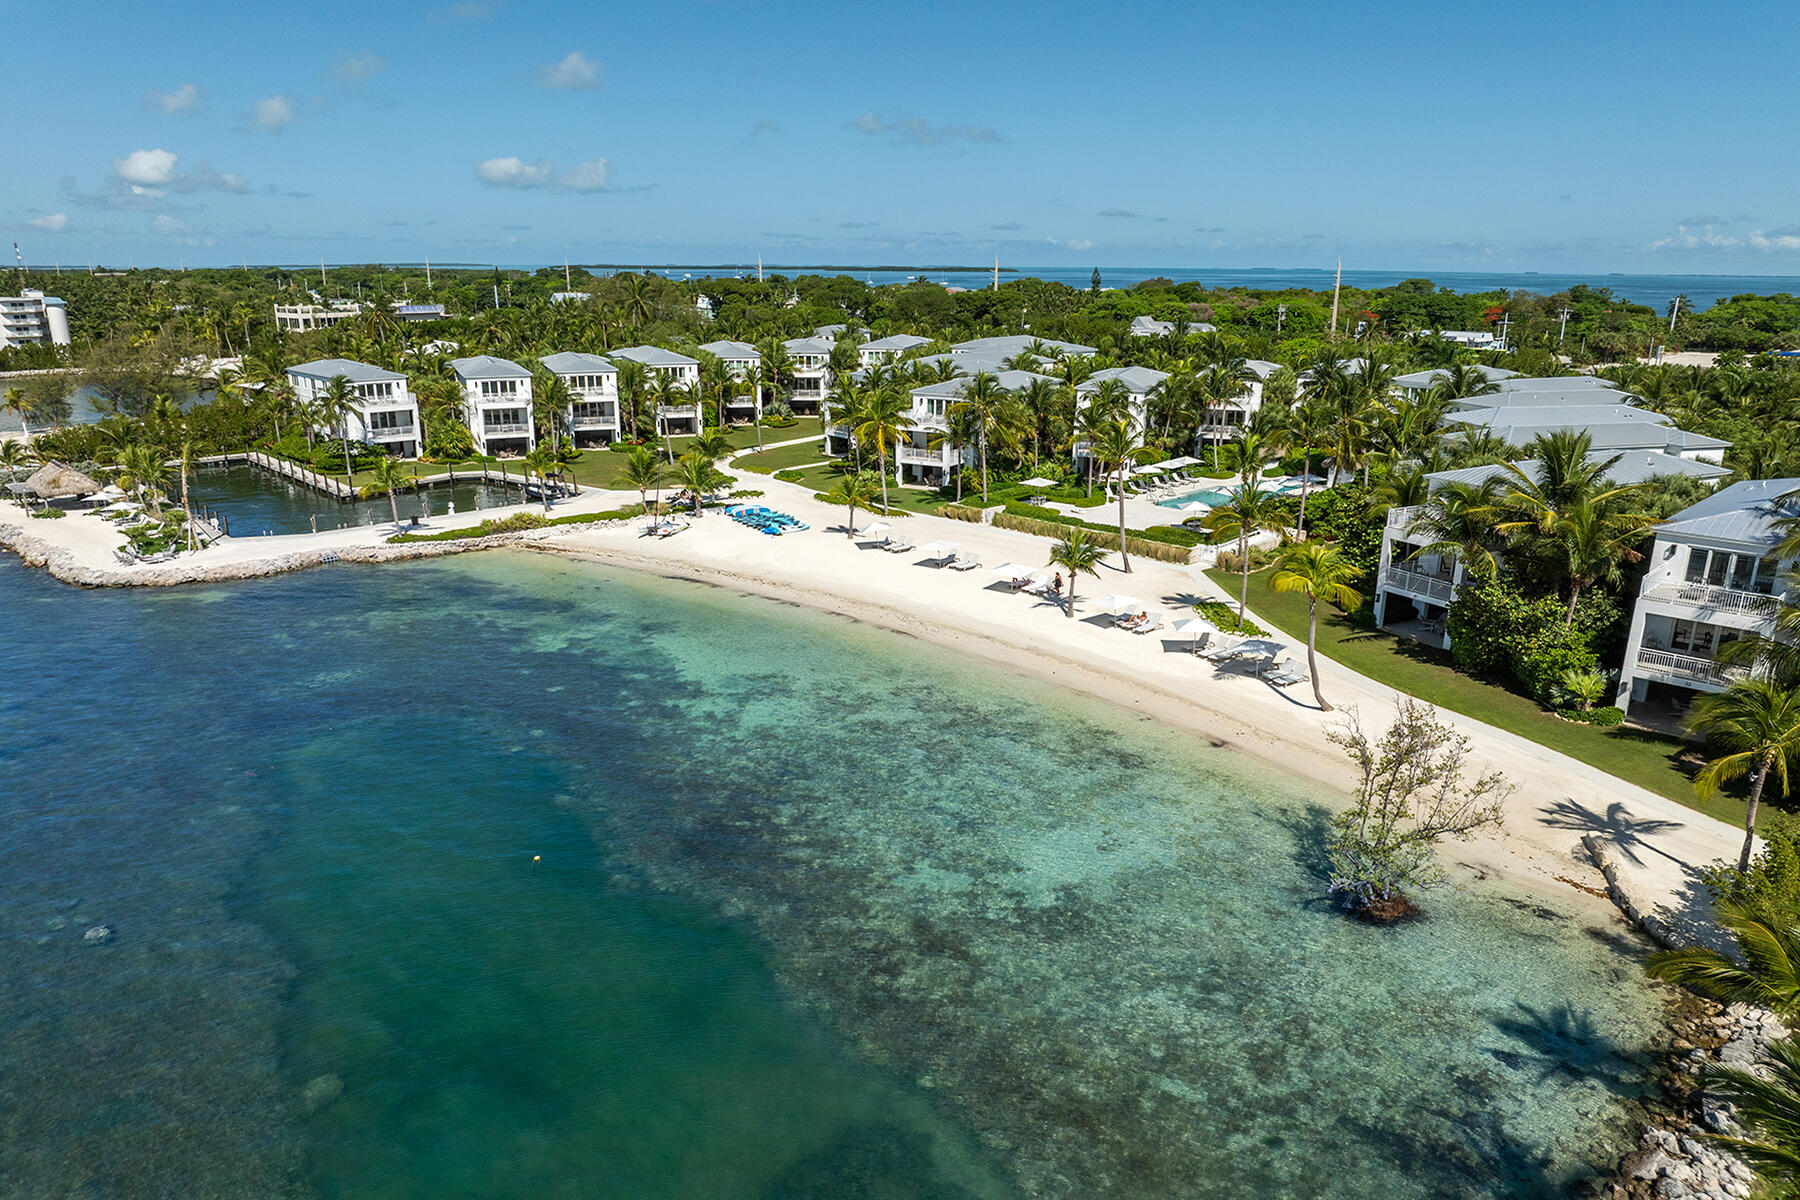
[656,404,700,417]
[483,422,529,435]
[1385,504,1425,530]
[898,445,952,465]
[1645,581,1783,618]
[572,415,618,429]
[1380,564,1455,604]
[369,423,415,438]
[1636,648,1750,688]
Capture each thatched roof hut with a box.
[23,461,103,499]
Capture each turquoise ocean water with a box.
[0,551,1669,1198]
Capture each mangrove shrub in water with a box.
[1326,699,1511,920]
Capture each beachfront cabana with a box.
[22,461,103,503]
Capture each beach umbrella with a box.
[1177,501,1211,512]
[1090,593,1141,614]
[918,540,958,558]
[1171,617,1214,634]
[1232,638,1288,658]
[989,562,1040,582]
[1020,476,1058,488]
[856,521,892,537]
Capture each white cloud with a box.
[475,155,612,192]
[333,50,386,81]
[477,156,555,187]
[1065,239,1094,252]
[151,214,190,236]
[114,148,179,188]
[1644,222,1800,253]
[538,51,601,90]
[27,213,69,233]
[557,158,611,192]
[146,84,200,115]
[847,111,1004,147]
[253,95,296,131]
[109,149,246,196]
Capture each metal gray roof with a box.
[1393,365,1521,389]
[1495,374,1614,392]
[1425,450,1731,493]
[911,369,1058,400]
[1077,365,1170,395]
[1657,477,1800,547]
[538,351,616,375]
[609,345,700,368]
[1454,386,1637,409]
[449,355,532,380]
[862,333,933,353]
[950,335,1096,357]
[784,336,836,356]
[288,357,407,384]
[697,340,761,360]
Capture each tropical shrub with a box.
[425,422,475,462]
[1556,705,1624,727]
[30,507,65,519]
[1447,577,1603,704]
[937,505,984,523]
[990,511,1193,563]
[1701,814,1800,924]
[1193,599,1267,636]
[773,469,806,483]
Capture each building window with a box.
[1684,547,1707,583]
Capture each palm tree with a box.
[3,386,37,440]
[1017,377,1062,471]
[1699,1034,1800,1187]
[1688,679,1800,871]
[1046,528,1108,619]
[675,451,722,515]
[623,274,656,329]
[852,383,913,515]
[318,374,359,479]
[1411,477,1505,579]
[1646,901,1800,1018]
[621,445,665,514]
[822,471,879,537]
[361,454,418,530]
[951,371,1016,503]
[1197,360,1254,470]
[650,373,691,463]
[1086,415,1141,573]
[1218,429,1270,489]
[1426,362,1501,402]
[614,359,650,442]
[1205,483,1290,624]
[177,438,199,551]
[0,439,31,486]
[523,445,558,513]
[1269,540,1363,711]
[117,442,169,514]
[824,374,869,470]
[1548,497,1649,623]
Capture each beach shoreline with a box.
[0,474,1743,944]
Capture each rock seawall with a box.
[0,519,633,589]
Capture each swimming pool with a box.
[1155,487,1234,509]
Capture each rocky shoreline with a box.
[0,518,631,589]
[1585,992,1778,1200]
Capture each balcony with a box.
[1635,647,1749,689]
[1644,581,1783,619]
[1379,563,1455,604]
[898,445,952,466]
[656,404,699,418]
[1385,504,1425,530]
[482,422,529,435]
[572,414,618,429]
[368,423,415,438]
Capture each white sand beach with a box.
[1,469,1744,940]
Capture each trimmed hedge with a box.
[1002,500,1201,548]
[990,512,1193,564]
[1193,599,1268,637]
[1558,705,1625,727]
[937,505,986,523]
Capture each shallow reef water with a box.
[0,551,1666,1198]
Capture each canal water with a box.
[186,464,523,536]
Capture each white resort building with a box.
[539,351,619,446]
[286,358,422,457]
[1129,314,1215,337]
[1073,366,1167,465]
[782,336,834,413]
[697,340,764,423]
[1373,450,1733,649]
[450,355,535,456]
[273,302,363,332]
[1614,478,1799,720]
[609,345,702,436]
[0,289,71,348]
[859,333,934,368]
[1193,359,1281,447]
[890,369,1057,488]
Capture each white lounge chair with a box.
[948,554,982,571]
[1199,641,1241,662]
[883,538,915,554]
[1133,615,1163,635]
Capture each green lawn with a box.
[1205,566,1735,822]
[734,439,832,474]
[774,461,955,516]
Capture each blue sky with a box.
[9,0,1800,274]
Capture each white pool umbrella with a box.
[856,521,892,537]
[1171,617,1214,634]
[919,540,958,557]
[1177,501,1211,512]
[1091,593,1141,613]
[990,562,1038,580]
[1232,638,1288,657]
[1020,476,1058,488]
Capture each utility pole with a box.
[1328,258,1342,340]
[757,255,764,283]
[564,257,572,290]
[1497,311,1510,349]
[1557,307,1573,344]
[992,255,999,291]
[425,258,433,291]
[1276,303,1287,337]
[320,259,327,292]
[1668,295,1681,334]
[13,242,26,290]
